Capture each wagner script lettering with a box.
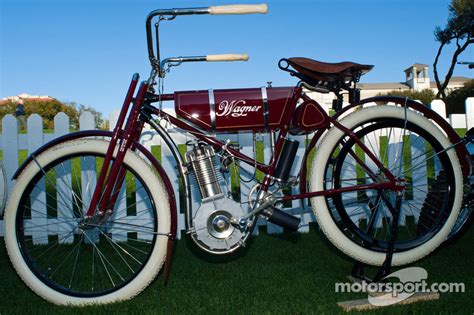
[216,100,261,117]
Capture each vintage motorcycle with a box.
[4,4,473,305]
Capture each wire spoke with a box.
[82,231,121,286]
[98,229,141,270]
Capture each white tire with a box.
[4,139,171,305]
[310,106,463,266]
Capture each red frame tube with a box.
[147,95,400,199]
[330,118,396,182]
[89,88,413,219]
[280,181,400,202]
[86,74,140,217]
[86,80,148,217]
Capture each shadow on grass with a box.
[181,233,253,264]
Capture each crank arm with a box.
[231,194,277,225]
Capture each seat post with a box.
[332,95,344,112]
[348,70,362,103]
[349,87,361,104]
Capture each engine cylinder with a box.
[185,145,222,199]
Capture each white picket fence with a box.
[0,98,473,239]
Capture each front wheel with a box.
[310,106,463,266]
[4,139,171,305]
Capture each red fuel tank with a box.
[289,99,329,135]
[174,87,300,132]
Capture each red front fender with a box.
[13,130,178,283]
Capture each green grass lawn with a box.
[0,225,472,314]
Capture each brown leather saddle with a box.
[284,57,373,83]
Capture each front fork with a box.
[85,76,149,219]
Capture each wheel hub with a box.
[208,211,234,239]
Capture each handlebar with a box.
[160,54,249,73]
[145,4,267,76]
[206,54,249,62]
[146,4,267,19]
[209,4,268,15]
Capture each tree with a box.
[0,99,106,131]
[444,79,474,114]
[0,99,80,130]
[433,0,474,101]
[67,102,106,130]
[380,89,436,105]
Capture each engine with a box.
[185,144,248,254]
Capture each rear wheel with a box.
[4,139,171,305]
[419,170,473,242]
[310,106,463,266]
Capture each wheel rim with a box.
[15,152,158,297]
[324,118,456,252]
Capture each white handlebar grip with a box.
[209,4,268,15]
[206,54,249,62]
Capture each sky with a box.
[1,0,472,116]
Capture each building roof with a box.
[449,76,471,82]
[429,76,471,89]
[357,82,410,90]
[404,63,429,72]
[0,94,54,105]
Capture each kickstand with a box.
[350,193,402,284]
[350,245,395,284]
